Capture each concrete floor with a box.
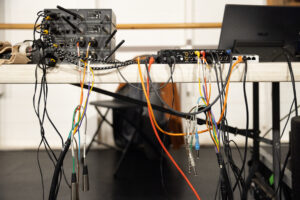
[0,146,249,200]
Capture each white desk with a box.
[0,62,300,84]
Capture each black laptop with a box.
[218,4,300,62]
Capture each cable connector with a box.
[82,160,89,192]
[237,56,243,62]
[195,132,200,158]
[47,13,60,20]
[71,173,79,200]
[194,51,201,66]
[188,150,197,176]
[200,51,205,58]
[43,30,49,35]
[57,5,84,20]
[149,56,155,65]
[216,153,223,169]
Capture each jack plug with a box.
[47,13,60,20]
[78,37,86,48]
[194,51,200,58]
[188,149,197,176]
[82,164,89,192]
[89,39,98,48]
[195,132,200,159]
[71,173,79,200]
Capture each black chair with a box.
[88,98,167,177]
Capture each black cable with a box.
[34,58,56,164]
[159,65,175,200]
[263,49,297,200]
[261,100,298,139]
[33,12,71,200]
[214,175,221,200]
[280,100,295,139]
[48,138,71,200]
[55,168,63,198]
[227,139,245,194]
[116,59,176,91]
[238,58,249,200]
[45,110,64,150]
[229,140,244,166]
[216,52,241,199]
[213,53,238,199]
[284,51,298,117]
[223,127,244,197]
[275,50,298,200]
[210,53,237,199]
[214,58,233,190]
[272,149,290,199]
[33,49,54,200]
[271,49,298,199]
[37,140,45,200]
[217,153,234,200]
[224,138,244,192]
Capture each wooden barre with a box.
[117,23,222,29]
[0,23,222,30]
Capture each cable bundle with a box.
[133,53,247,200]
[33,9,95,199]
[33,10,72,200]
[47,43,94,200]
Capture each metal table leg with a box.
[253,82,260,162]
[272,82,281,200]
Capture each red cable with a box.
[146,57,201,200]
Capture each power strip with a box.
[232,54,259,63]
[156,49,230,64]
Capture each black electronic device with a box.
[218,4,300,62]
[41,7,116,63]
[156,49,230,64]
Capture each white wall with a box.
[1,0,298,150]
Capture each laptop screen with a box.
[218,4,300,52]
